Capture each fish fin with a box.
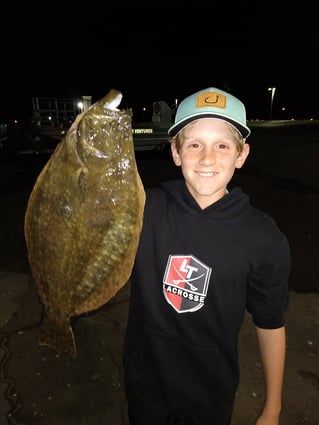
[39,315,76,358]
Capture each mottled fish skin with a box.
[24,89,145,357]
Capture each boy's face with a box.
[171,118,250,209]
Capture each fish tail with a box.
[39,314,76,358]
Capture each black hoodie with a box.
[123,179,290,420]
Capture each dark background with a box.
[1,4,318,123]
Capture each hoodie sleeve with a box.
[246,233,291,329]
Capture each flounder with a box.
[24,89,145,357]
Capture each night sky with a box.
[1,4,318,124]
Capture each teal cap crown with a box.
[168,87,250,139]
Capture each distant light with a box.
[77,102,83,111]
[267,87,276,120]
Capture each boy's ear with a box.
[171,142,182,166]
[236,143,250,169]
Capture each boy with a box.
[123,87,291,425]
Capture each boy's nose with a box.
[199,149,216,164]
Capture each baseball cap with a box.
[168,87,251,139]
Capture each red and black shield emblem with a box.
[163,255,212,313]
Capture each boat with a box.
[21,96,173,156]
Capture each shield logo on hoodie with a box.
[163,255,212,313]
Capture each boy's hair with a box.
[170,120,245,154]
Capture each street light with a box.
[268,87,276,120]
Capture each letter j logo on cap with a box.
[196,91,227,109]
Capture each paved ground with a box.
[0,121,319,424]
